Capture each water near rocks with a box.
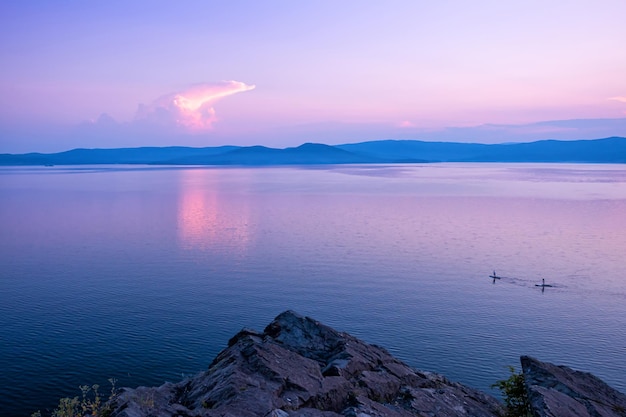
[1,163,625,416]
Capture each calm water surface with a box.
[1,163,625,416]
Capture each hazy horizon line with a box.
[3,134,625,156]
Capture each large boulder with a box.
[521,355,626,417]
[108,310,503,416]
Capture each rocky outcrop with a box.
[108,311,503,417]
[521,355,626,417]
[104,311,626,417]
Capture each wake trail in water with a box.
[487,273,626,299]
[487,274,565,289]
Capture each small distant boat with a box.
[535,278,553,288]
[489,271,501,279]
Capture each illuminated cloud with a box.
[609,97,626,115]
[135,81,255,130]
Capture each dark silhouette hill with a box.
[474,137,626,162]
[337,137,626,163]
[1,137,624,165]
[0,146,238,165]
[166,143,388,165]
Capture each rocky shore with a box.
[106,311,626,417]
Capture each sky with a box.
[1,0,626,153]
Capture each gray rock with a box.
[521,355,626,417]
[107,310,503,416]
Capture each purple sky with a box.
[1,1,625,152]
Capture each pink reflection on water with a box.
[177,169,253,253]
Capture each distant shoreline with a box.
[1,137,625,166]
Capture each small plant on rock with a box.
[31,378,118,417]
[492,366,532,417]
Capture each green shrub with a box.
[32,378,117,417]
[492,366,532,417]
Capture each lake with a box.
[1,163,625,416]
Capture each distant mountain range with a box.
[1,137,625,165]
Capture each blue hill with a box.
[337,137,626,163]
[166,143,389,165]
[0,137,624,165]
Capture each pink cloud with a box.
[135,81,255,131]
[608,96,626,115]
